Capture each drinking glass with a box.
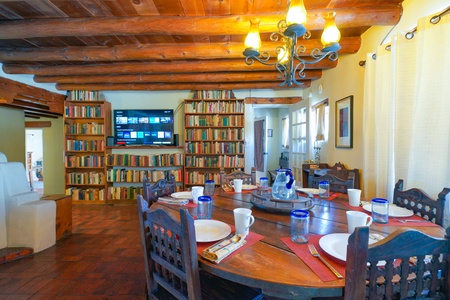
[372,198,389,223]
[290,210,309,244]
[197,196,212,219]
[204,180,215,196]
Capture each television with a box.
[113,109,175,145]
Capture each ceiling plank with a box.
[33,70,322,84]
[56,81,312,91]
[2,59,337,75]
[0,38,360,62]
[0,7,402,39]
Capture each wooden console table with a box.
[41,194,72,240]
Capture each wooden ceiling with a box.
[0,0,404,92]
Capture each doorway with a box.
[254,117,267,179]
[25,129,44,194]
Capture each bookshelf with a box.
[184,90,245,188]
[64,91,111,204]
[105,146,184,205]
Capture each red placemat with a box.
[197,228,264,263]
[281,235,345,282]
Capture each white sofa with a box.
[0,153,56,252]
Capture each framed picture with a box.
[267,129,273,137]
[335,95,353,148]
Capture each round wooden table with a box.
[157,189,445,299]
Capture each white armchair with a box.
[0,159,56,252]
[0,152,8,248]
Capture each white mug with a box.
[346,211,373,234]
[233,208,255,236]
[191,186,204,204]
[347,189,362,207]
[231,179,243,193]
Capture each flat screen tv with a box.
[113,109,174,145]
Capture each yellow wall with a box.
[0,107,26,164]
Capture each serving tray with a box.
[250,190,314,214]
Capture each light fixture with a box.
[243,0,341,87]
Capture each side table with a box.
[41,194,72,240]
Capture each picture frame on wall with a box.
[335,95,353,148]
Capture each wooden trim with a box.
[25,121,52,128]
[245,97,303,105]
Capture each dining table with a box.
[155,187,446,299]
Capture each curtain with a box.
[363,11,450,206]
[254,119,264,172]
[315,104,326,141]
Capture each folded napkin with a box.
[201,233,247,264]
[157,197,189,205]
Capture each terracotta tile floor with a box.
[0,204,146,299]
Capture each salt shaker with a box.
[290,210,309,244]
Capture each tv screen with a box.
[113,109,174,145]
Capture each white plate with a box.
[362,204,414,217]
[171,191,193,199]
[242,184,258,190]
[319,233,378,261]
[194,220,232,242]
[296,188,320,195]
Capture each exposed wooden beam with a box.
[56,81,311,91]
[34,70,322,84]
[2,59,337,76]
[0,38,360,62]
[246,97,302,105]
[0,7,402,39]
[25,121,52,128]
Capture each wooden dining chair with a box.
[137,195,263,300]
[220,167,256,186]
[310,173,355,193]
[393,179,449,226]
[345,226,450,300]
[142,174,176,204]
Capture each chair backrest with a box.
[310,173,355,193]
[0,152,7,162]
[142,174,176,204]
[220,167,256,186]
[393,179,449,226]
[345,226,450,300]
[144,202,202,299]
[304,162,361,189]
[136,194,153,299]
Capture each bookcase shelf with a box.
[106,148,184,204]
[64,92,111,204]
[184,90,245,188]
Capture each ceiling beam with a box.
[0,7,402,39]
[0,38,360,62]
[33,70,322,84]
[245,97,302,105]
[56,81,311,91]
[2,59,337,76]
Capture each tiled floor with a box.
[0,204,146,299]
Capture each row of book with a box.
[66,172,105,185]
[185,171,221,186]
[66,187,106,201]
[64,123,105,135]
[193,90,235,99]
[65,105,105,118]
[185,115,244,127]
[106,153,184,167]
[67,90,103,101]
[185,128,244,141]
[184,100,244,114]
[107,186,144,200]
[65,154,105,168]
[106,168,183,183]
[66,139,105,151]
[185,141,244,154]
[185,155,244,168]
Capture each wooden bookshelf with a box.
[105,146,184,205]
[64,91,111,204]
[184,90,245,188]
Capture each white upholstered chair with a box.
[0,154,56,252]
[0,153,7,248]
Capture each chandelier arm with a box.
[244,52,278,66]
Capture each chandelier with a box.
[243,0,341,87]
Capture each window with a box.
[281,117,289,149]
